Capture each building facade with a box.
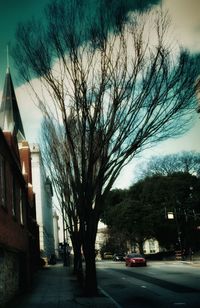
[0,68,39,305]
[30,143,55,260]
[53,211,60,258]
[96,222,160,257]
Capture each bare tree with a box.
[40,116,83,277]
[137,151,200,178]
[13,0,199,294]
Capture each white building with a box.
[95,222,109,259]
[96,222,160,255]
[53,211,60,258]
[30,143,55,259]
[143,239,160,254]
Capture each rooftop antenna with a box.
[6,44,10,73]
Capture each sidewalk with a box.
[181,260,200,267]
[6,262,117,308]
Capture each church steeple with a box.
[0,67,26,142]
[6,45,10,73]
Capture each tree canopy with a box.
[136,151,200,178]
[102,172,200,252]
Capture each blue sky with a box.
[0,0,161,89]
[0,0,200,188]
[0,0,49,88]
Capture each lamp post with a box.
[61,207,68,267]
[166,208,183,260]
[174,209,183,255]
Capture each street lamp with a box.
[61,207,69,267]
[165,208,182,260]
[167,212,174,220]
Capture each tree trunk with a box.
[82,217,99,296]
[71,232,83,283]
[84,239,98,295]
[138,241,144,255]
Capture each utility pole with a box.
[166,208,182,260]
[174,208,183,256]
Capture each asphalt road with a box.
[96,260,200,308]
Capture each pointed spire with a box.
[0,67,26,142]
[6,44,10,73]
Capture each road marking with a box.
[141,285,147,288]
[99,286,123,308]
[173,303,186,306]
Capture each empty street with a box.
[97,260,200,308]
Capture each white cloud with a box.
[113,117,200,189]
[0,79,43,143]
[163,0,200,52]
[15,84,43,143]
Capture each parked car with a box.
[125,253,147,267]
[113,253,125,261]
[103,252,113,260]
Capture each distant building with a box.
[95,222,109,259]
[125,239,160,255]
[53,211,60,258]
[0,68,39,306]
[143,239,160,254]
[96,222,160,256]
[30,144,55,259]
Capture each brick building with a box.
[0,68,39,305]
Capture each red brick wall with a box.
[0,212,28,252]
[0,130,28,253]
[0,129,41,305]
[19,141,32,184]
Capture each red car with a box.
[125,253,147,267]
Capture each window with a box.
[19,188,24,225]
[149,240,156,253]
[0,154,6,207]
[11,176,17,217]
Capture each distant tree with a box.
[137,152,200,179]
[103,172,200,252]
[102,190,156,254]
[100,229,127,257]
[113,200,155,254]
[129,172,200,251]
[101,189,127,224]
[13,0,200,295]
[101,189,129,253]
